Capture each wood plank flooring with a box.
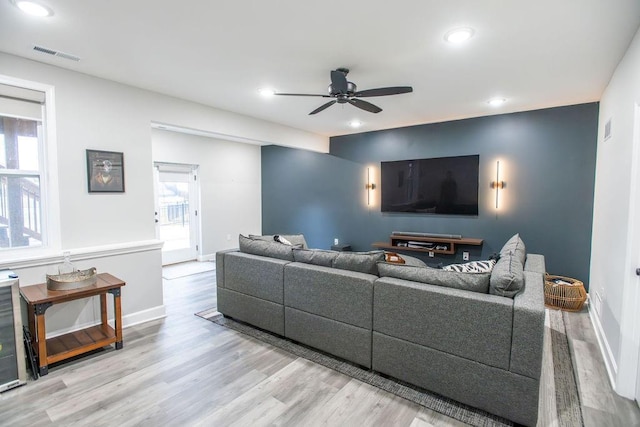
[0,267,638,426]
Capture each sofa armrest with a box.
[510,270,545,379]
[215,248,239,289]
[524,253,546,274]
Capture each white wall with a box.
[590,25,640,397]
[151,129,262,259]
[12,243,164,334]
[0,51,327,336]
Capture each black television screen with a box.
[380,155,479,215]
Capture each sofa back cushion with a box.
[373,277,513,370]
[377,263,490,294]
[239,234,296,261]
[489,252,525,298]
[284,263,375,329]
[223,251,288,303]
[332,251,385,275]
[249,234,308,249]
[292,248,338,267]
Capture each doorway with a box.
[154,163,200,265]
[635,104,640,408]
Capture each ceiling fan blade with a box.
[274,93,331,97]
[354,86,413,97]
[309,100,337,115]
[348,98,382,113]
[331,70,348,94]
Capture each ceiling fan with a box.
[274,68,413,115]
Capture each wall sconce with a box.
[490,160,505,209]
[365,167,376,205]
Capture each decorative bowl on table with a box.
[46,267,98,291]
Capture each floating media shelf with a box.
[372,233,483,255]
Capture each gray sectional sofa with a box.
[216,234,545,426]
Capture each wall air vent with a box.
[604,118,612,141]
[33,45,80,62]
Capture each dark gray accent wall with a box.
[262,145,373,250]
[263,103,598,287]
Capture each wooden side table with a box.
[20,273,125,376]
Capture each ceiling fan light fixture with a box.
[487,97,507,107]
[12,0,53,17]
[444,27,474,44]
[258,87,275,97]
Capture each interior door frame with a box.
[632,103,640,405]
[617,103,640,403]
[153,162,200,265]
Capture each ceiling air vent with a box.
[33,45,80,62]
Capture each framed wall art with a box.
[86,149,125,193]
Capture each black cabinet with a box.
[0,271,25,392]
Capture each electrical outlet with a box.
[428,251,434,258]
[462,251,470,261]
[334,238,339,245]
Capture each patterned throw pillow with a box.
[443,259,496,273]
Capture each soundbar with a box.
[391,231,463,240]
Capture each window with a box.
[0,81,49,250]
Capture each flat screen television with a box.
[380,155,479,215]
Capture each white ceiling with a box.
[1,0,639,137]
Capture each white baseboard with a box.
[588,299,618,389]
[198,253,216,262]
[122,305,166,328]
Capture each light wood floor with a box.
[1,268,639,426]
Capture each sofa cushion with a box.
[443,259,496,273]
[401,254,428,268]
[249,234,308,249]
[332,251,385,275]
[490,252,525,298]
[377,263,490,294]
[383,253,428,268]
[239,234,295,261]
[500,233,526,265]
[292,248,338,267]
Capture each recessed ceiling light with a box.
[12,0,53,17]
[444,27,474,44]
[487,97,507,107]
[258,88,275,97]
[349,120,362,128]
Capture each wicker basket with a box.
[544,273,587,311]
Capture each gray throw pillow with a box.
[332,251,385,275]
[249,234,308,249]
[500,233,526,265]
[292,248,338,267]
[377,262,490,294]
[239,234,295,261]
[489,252,524,298]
